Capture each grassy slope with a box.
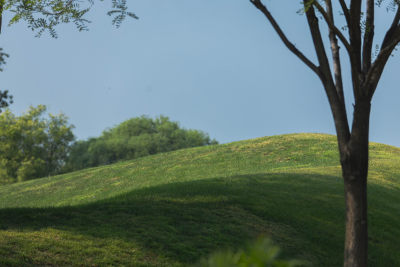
[0,133,399,266]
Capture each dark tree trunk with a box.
[339,99,371,267]
[343,172,368,267]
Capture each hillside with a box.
[0,133,399,266]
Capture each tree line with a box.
[63,115,217,172]
[0,106,217,184]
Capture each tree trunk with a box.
[340,99,371,267]
[343,168,368,267]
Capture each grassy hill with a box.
[0,133,399,266]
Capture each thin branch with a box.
[304,3,335,96]
[0,1,3,34]
[366,26,400,97]
[362,0,375,73]
[250,0,320,76]
[368,4,400,97]
[313,1,351,54]
[349,0,362,66]
[382,5,400,49]
[324,0,345,106]
[338,0,350,23]
[345,0,363,99]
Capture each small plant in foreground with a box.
[197,237,306,267]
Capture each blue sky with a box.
[1,0,400,146]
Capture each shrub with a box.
[197,237,306,267]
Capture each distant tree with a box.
[248,0,400,266]
[64,115,218,172]
[0,105,74,183]
[44,113,75,175]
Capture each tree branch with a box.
[249,0,320,76]
[381,5,400,49]
[362,0,375,73]
[349,0,362,44]
[349,0,362,41]
[324,0,345,106]
[0,1,3,34]
[345,0,363,99]
[313,1,351,54]
[366,4,400,97]
[338,0,350,23]
[314,1,361,100]
[366,25,400,97]
[304,3,350,142]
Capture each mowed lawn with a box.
[0,133,399,266]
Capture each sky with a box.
[1,0,400,146]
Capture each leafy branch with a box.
[3,0,138,38]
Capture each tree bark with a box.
[339,99,371,267]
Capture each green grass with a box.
[0,133,399,266]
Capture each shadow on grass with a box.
[0,172,398,266]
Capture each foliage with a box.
[64,115,217,172]
[0,105,74,183]
[0,89,12,113]
[197,237,305,267]
[0,48,9,72]
[107,0,138,28]
[2,0,137,38]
